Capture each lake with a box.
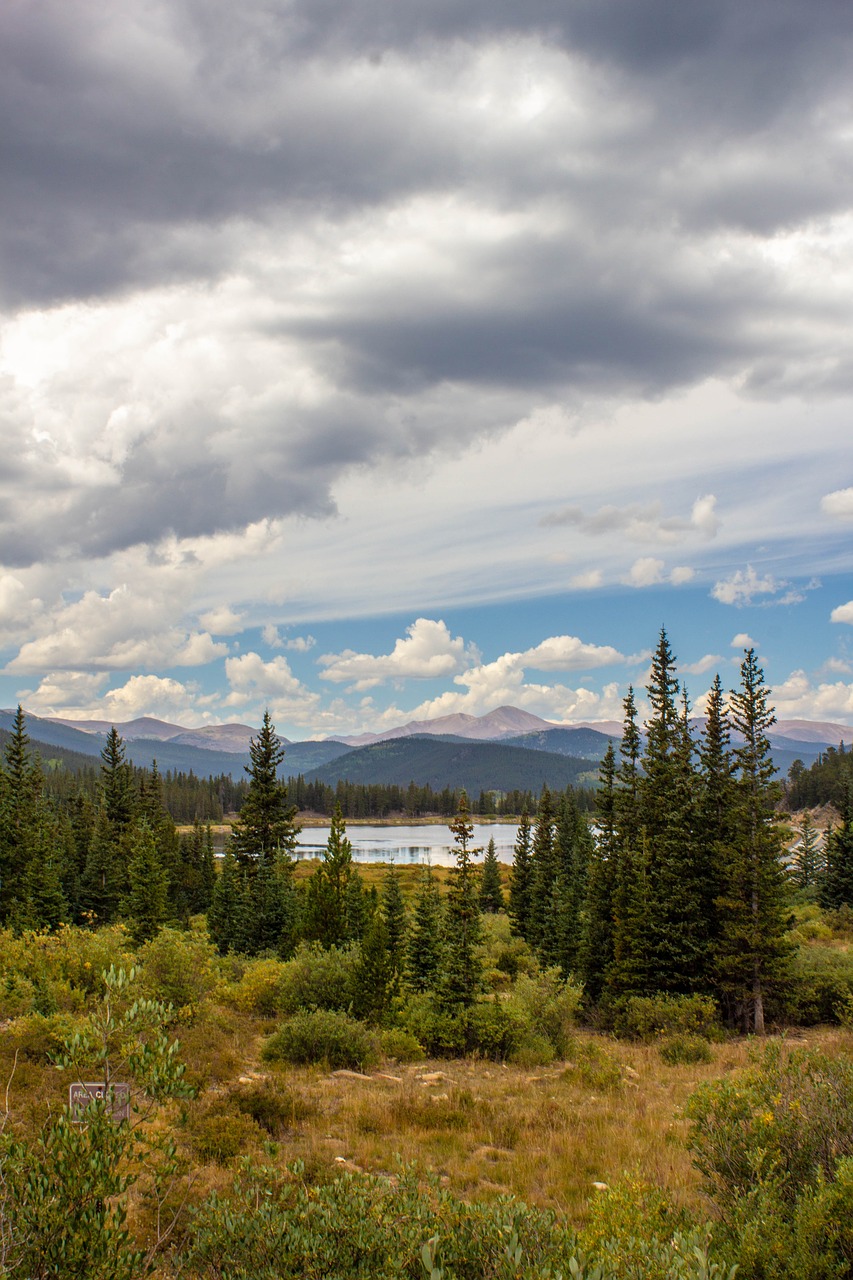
[294,822,521,866]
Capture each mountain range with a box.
[0,705,849,790]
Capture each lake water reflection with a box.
[295,822,520,866]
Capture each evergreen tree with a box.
[508,807,534,940]
[16,842,69,933]
[80,805,123,925]
[406,865,444,992]
[529,786,557,952]
[479,837,504,913]
[251,851,299,957]
[578,741,618,1002]
[697,674,736,937]
[638,632,707,993]
[0,706,42,921]
[381,867,407,980]
[820,783,853,909]
[100,728,135,833]
[344,869,370,942]
[552,788,593,975]
[352,911,393,1024]
[302,805,353,948]
[231,711,299,865]
[439,792,482,1009]
[608,688,654,998]
[121,821,169,945]
[794,809,825,892]
[207,848,251,954]
[716,649,791,1033]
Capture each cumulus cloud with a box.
[262,625,317,652]
[821,488,853,520]
[682,653,723,676]
[5,584,227,674]
[519,635,623,671]
[731,632,757,648]
[711,565,783,606]
[318,619,475,691]
[199,606,246,636]
[19,670,211,725]
[224,651,320,723]
[831,601,853,625]
[773,670,853,722]
[626,557,665,587]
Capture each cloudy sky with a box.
[2,0,853,738]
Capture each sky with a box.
[2,0,853,740]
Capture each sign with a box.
[68,1082,131,1122]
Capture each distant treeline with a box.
[1,727,593,825]
[786,743,853,811]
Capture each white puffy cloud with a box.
[318,618,475,691]
[669,566,695,585]
[519,635,623,671]
[682,653,723,676]
[626,557,665,587]
[772,670,853,722]
[711,565,782,606]
[199,605,246,635]
[19,670,212,725]
[731,632,757,648]
[831,601,853,624]
[821,488,853,520]
[262,625,316,651]
[225,651,320,723]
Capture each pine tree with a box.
[479,837,504,913]
[716,649,791,1033]
[0,706,42,921]
[638,632,707,993]
[553,788,593,975]
[439,792,482,1009]
[121,821,169,945]
[406,866,444,992]
[251,851,299,957]
[794,809,824,892]
[231,711,299,865]
[207,848,251,954]
[508,807,534,940]
[80,805,123,925]
[344,869,370,942]
[352,911,393,1024]
[381,867,407,981]
[578,741,618,1003]
[100,728,135,832]
[529,786,557,952]
[820,783,853,909]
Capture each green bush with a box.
[277,942,359,1015]
[397,993,468,1058]
[225,956,288,1016]
[505,968,582,1058]
[187,1110,264,1164]
[563,1040,623,1092]
[137,926,219,1013]
[262,1009,378,1070]
[659,1033,714,1066]
[777,945,853,1025]
[613,992,721,1041]
[508,1032,556,1067]
[228,1078,314,1135]
[378,1027,425,1063]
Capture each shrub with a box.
[509,1032,556,1067]
[137,926,219,1013]
[277,942,359,1015]
[776,945,853,1025]
[397,993,468,1058]
[377,1027,425,1063]
[659,1033,714,1066]
[613,993,721,1041]
[228,1077,314,1136]
[187,1110,263,1164]
[505,968,582,1058]
[563,1040,623,1092]
[467,999,525,1060]
[225,957,288,1016]
[262,1009,378,1070]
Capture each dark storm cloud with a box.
[3,0,853,568]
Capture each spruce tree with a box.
[716,649,791,1032]
[100,727,135,833]
[529,786,557,952]
[231,711,299,865]
[578,741,618,1002]
[122,821,169,945]
[794,810,824,893]
[406,866,444,992]
[381,867,407,981]
[479,837,505,913]
[638,632,707,993]
[439,792,482,1009]
[820,783,853,909]
[80,805,123,925]
[208,848,250,954]
[352,911,393,1024]
[553,788,593,976]
[608,688,654,998]
[344,869,370,942]
[508,807,534,940]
